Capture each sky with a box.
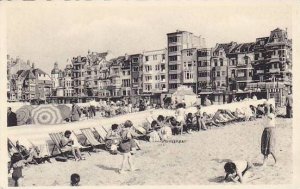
[5,1,293,74]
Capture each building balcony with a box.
[168,42,181,46]
[168,51,181,56]
[168,60,180,65]
[169,79,181,83]
[268,68,281,73]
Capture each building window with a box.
[222,71,226,76]
[145,56,149,61]
[249,71,253,77]
[169,65,178,70]
[153,55,157,60]
[214,59,218,67]
[169,46,178,52]
[162,54,165,60]
[169,56,177,61]
[198,61,201,67]
[169,36,178,43]
[187,50,193,56]
[217,71,220,77]
[133,67,139,72]
[220,59,223,66]
[169,83,177,89]
[132,58,139,63]
[170,74,178,80]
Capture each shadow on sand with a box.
[208,176,225,183]
[96,164,119,172]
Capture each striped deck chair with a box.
[71,131,92,156]
[93,126,108,143]
[49,132,69,157]
[80,128,104,149]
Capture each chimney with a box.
[32,62,35,69]
[27,60,30,66]
[125,53,129,60]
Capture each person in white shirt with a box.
[261,108,277,167]
[175,103,186,134]
[223,160,253,183]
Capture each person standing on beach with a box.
[261,107,277,167]
[71,103,82,122]
[285,91,293,118]
[175,103,185,134]
[7,107,17,127]
[195,105,207,131]
[118,120,137,174]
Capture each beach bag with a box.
[55,156,68,162]
[149,131,160,142]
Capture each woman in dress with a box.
[261,106,277,166]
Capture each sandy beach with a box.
[8,117,292,186]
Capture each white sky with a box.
[5,1,293,74]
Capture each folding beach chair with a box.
[49,132,69,157]
[7,138,38,165]
[71,131,92,156]
[80,128,104,149]
[93,126,108,143]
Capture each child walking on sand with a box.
[118,120,137,174]
[9,153,28,187]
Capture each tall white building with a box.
[143,49,168,94]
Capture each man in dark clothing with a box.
[286,92,293,118]
[7,107,17,127]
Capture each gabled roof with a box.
[214,42,237,54]
[229,42,255,53]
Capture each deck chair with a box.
[71,131,92,156]
[93,126,108,143]
[80,128,104,149]
[7,138,38,165]
[49,132,69,157]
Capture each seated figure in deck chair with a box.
[203,112,221,127]
[60,130,84,161]
[235,108,246,121]
[105,124,121,154]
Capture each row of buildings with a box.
[7,28,292,106]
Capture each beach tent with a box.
[171,86,197,107]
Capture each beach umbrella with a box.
[31,104,63,125]
[16,105,33,126]
[57,105,71,120]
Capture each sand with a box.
[8,117,292,186]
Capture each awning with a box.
[199,92,213,95]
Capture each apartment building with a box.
[211,42,237,91]
[130,54,143,96]
[120,54,131,97]
[167,30,202,93]
[197,48,212,91]
[181,48,198,93]
[143,49,168,94]
[227,42,255,91]
[249,28,292,105]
